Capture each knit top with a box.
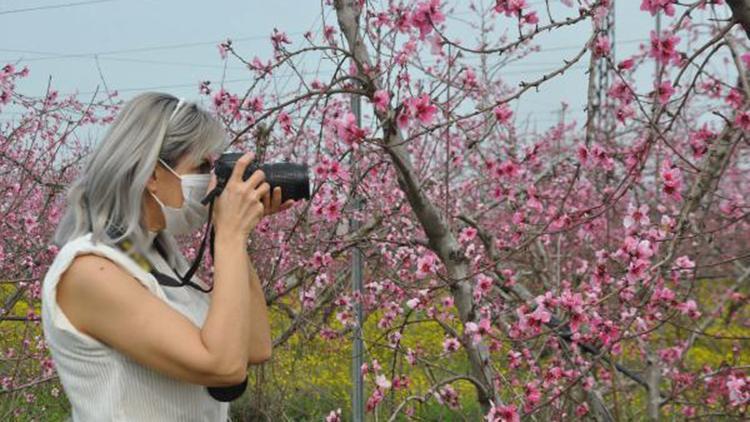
[41,231,231,421]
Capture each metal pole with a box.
[350,84,364,422]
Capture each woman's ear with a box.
[146,164,160,194]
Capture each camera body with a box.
[204,152,311,204]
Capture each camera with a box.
[201,152,311,205]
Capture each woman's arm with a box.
[244,257,272,365]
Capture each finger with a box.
[272,186,282,210]
[255,182,271,202]
[280,199,295,211]
[245,168,266,190]
[230,151,255,185]
[262,187,271,210]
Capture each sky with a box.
[0,0,733,139]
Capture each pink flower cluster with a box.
[494,0,538,25]
[397,93,438,129]
[486,401,520,422]
[270,28,292,50]
[371,89,390,113]
[608,80,636,123]
[660,160,683,202]
[654,80,675,105]
[493,103,513,125]
[649,30,681,67]
[410,0,445,40]
[593,35,611,57]
[464,318,492,345]
[416,252,438,278]
[640,0,676,17]
[217,39,231,60]
[314,156,349,183]
[335,112,367,147]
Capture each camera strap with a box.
[85,192,218,293]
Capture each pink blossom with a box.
[493,103,513,125]
[649,30,681,66]
[459,227,478,243]
[375,374,392,389]
[674,255,695,271]
[407,94,438,124]
[522,11,539,25]
[372,89,389,113]
[475,274,493,295]
[336,112,366,146]
[616,104,636,123]
[577,145,589,165]
[734,111,750,131]
[410,0,445,40]
[689,124,714,158]
[300,288,317,309]
[618,58,635,70]
[437,385,460,409]
[640,0,676,17]
[654,286,675,303]
[443,337,461,353]
[397,106,412,129]
[322,197,343,222]
[462,67,478,89]
[575,403,589,417]
[248,57,271,76]
[271,28,292,50]
[426,34,444,55]
[655,80,675,105]
[529,303,552,326]
[325,408,342,422]
[742,52,750,69]
[725,88,744,109]
[486,401,520,422]
[524,381,541,411]
[416,253,438,278]
[627,258,649,282]
[278,111,293,134]
[660,162,683,201]
[217,39,231,59]
[726,374,749,406]
[366,388,384,412]
[593,35,611,57]
[623,203,650,229]
[701,79,722,98]
[323,25,337,44]
[494,0,527,17]
[676,299,701,319]
[609,81,634,104]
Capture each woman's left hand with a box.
[262,186,296,217]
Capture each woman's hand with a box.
[261,186,296,217]
[209,152,269,239]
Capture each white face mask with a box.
[149,158,211,235]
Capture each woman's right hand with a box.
[209,151,270,239]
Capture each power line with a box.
[0,32,306,62]
[0,0,116,15]
[55,61,590,98]
[0,51,249,70]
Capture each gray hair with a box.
[52,91,229,271]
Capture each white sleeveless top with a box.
[41,231,232,421]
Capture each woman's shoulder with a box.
[47,231,167,299]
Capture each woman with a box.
[41,92,295,421]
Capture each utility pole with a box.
[350,65,365,422]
